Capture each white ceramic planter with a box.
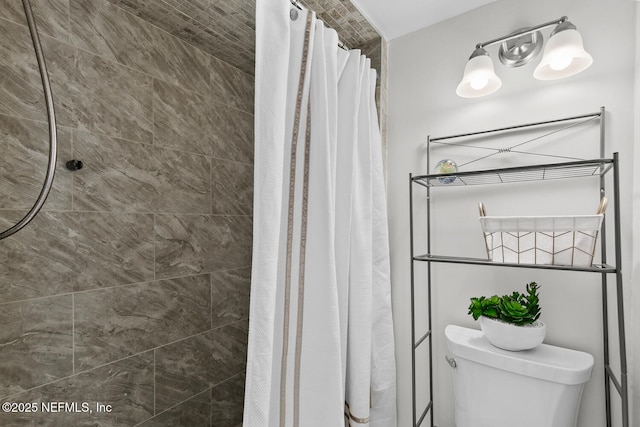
[479,316,546,351]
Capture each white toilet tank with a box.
[445,325,594,427]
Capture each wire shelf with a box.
[413,254,616,273]
[412,158,613,188]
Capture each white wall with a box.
[386,0,638,426]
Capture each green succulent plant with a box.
[468,282,541,326]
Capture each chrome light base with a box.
[498,28,544,67]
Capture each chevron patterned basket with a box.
[478,199,606,267]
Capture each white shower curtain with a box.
[244,1,396,426]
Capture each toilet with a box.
[445,325,594,427]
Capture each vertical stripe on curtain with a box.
[245,1,396,426]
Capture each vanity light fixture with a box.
[456,16,593,98]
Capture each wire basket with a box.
[478,199,607,266]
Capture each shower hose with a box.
[0,0,58,240]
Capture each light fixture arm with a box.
[475,16,568,49]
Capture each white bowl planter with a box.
[480,316,546,351]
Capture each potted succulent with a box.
[468,282,545,351]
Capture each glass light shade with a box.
[533,28,593,80]
[456,53,502,98]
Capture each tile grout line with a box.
[0,18,255,129]
[209,132,213,216]
[0,13,255,103]
[70,129,75,211]
[210,273,213,333]
[72,322,242,378]
[151,85,156,285]
[7,73,251,182]
[72,293,75,375]
[153,213,157,283]
[66,0,70,45]
[0,317,245,403]
[0,266,252,307]
[0,349,153,402]
[153,348,156,417]
[0,207,253,218]
[0,91,254,163]
[132,388,212,427]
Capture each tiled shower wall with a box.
[0,0,252,425]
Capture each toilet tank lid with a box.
[445,325,594,385]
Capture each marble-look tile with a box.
[138,390,210,427]
[41,36,79,129]
[110,0,256,74]
[74,275,211,371]
[210,322,248,377]
[153,79,212,155]
[181,0,253,46]
[102,0,380,76]
[190,29,255,75]
[0,295,73,398]
[0,17,41,120]
[0,0,70,41]
[72,130,211,214]
[191,9,253,43]
[211,373,245,427]
[69,0,135,62]
[145,28,211,95]
[103,0,136,11]
[154,324,247,412]
[0,211,154,301]
[209,101,253,164]
[0,1,262,422]
[211,159,253,215]
[211,268,250,329]
[2,352,154,426]
[128,1,191,38]
[72,212,155,292]
[0,18,74,127]
[0,115,72,211]
[0,19,75,129]
[70,0,211,94]
[155,214,252,279]
[0,211,77,302]
[71,49,153,143]
[210,57,254,114]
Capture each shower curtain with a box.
[244,0,396,426]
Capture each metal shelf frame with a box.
[412,157,613,188]
[409,107,629,427]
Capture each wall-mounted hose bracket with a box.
[66,160,83,171]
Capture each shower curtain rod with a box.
[290,0,349,50]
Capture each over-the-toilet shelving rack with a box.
[409,107,628,427]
